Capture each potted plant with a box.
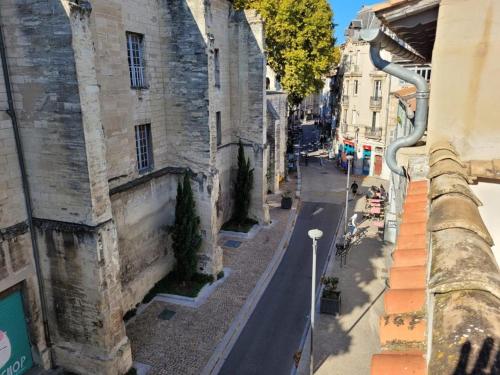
[320,276,341,315]
[281,191,293,209]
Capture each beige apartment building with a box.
[335,10,432,179]
[0,1,286,374]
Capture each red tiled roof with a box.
[371,180,429,375]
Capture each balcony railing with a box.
[365,126,383,139]
[370,96,382,110]
[342,95,349,106]
[340,122,348,133]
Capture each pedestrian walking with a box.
[350,180,359,196]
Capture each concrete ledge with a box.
[154,267,232,309]
[220,225,261,240]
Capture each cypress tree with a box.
[232,140,254,224]
[172,172,202,282]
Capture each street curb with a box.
[201,178,302,375]
[153,267,232,308]
[291,206,345,375]
[296,157,302,199]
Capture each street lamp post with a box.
[308,229,323,375]
[344,155,354,245]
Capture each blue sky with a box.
[329,0,381,45]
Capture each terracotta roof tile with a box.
[404,193,428,204]
[395,234,426,251]
[427,141,500,375]
[399,221,427,237]
[408,180,428,194]
[403,201,427,214]
[429,149,466,168]
[428,159,472,182]
[372,352,427,375]
[430,228,500,299]
[402,211,427,224]
[429,290,500,375]
[380,313,426,346]
[393,248,427,268]
[429,194,494,246]
[429,174,482,206]
[384,289,426,314]
[389,266,426,289]
[370,178,429,374]
[429,141,458,156]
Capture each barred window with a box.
[135,124,153,173]
[127,32,146,88]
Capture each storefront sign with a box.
[0,291,33,375]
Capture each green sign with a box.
[0,291,33,375]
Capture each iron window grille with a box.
[127,32,146,88]
[135,124,153,173]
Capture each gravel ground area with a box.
[126,177,298,375]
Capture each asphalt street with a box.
[219,124,342,375]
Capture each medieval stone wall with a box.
[0,2,132,373]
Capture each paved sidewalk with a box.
[298,177,392,375]
[126,177,298,375]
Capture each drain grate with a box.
[158,308,176,321]
[224,240,242,248]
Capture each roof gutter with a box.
[361,29,429,176]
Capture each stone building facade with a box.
[0,0,277,374]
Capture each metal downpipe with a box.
[361,30,430,176]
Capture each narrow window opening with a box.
[216,112,222,146]
[127,32,146,89]
[135,124,153,173]
[214,49,221,88]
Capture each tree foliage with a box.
[172,172,202,282]
[232,140,254,224]
[232,0,337,105]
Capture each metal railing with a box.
[365,126,383,139]
[350,64,360,73]
[370,96,382,109]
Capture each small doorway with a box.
[374,155,383,176]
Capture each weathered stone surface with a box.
[427,159,472,182]
[430,290,500,375]
[0,0,270,373]
[429,148,465,167]
[429,173,482,206]
[430,228,500,299]
[428,140,458,156]
[36,219,131,374]
[429,193,493,246]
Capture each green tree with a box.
[232,140,254,224]
[172,172,202,282]
[232,0,336,105]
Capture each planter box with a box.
[281,196,293,209]
[320,292,341,315]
